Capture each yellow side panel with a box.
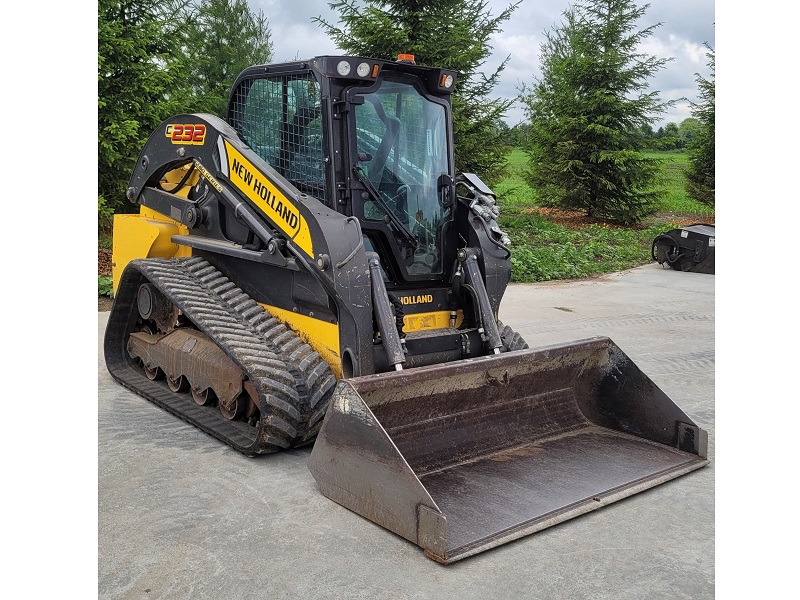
[256,307,464,378]
[404,310,463,332]
[225,141,314,258]
[111,210,191,295]
[260,304,342,379]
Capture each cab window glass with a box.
[229,75,326,202]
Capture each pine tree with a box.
[98,0,188,218]
[520,0,673,224]
[315,0,519,185]
[685,45,715,206]
[98,0,274,223]
[185,0,274,117]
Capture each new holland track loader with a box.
[104,54,708,564]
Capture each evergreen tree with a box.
[98,0,273,224]
[98,0,189,219]
[685,45,715,206]
[520,0,673,224]
[185,0,274,117]
[315,0,519,185]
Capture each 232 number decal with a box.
[165,124,206,145]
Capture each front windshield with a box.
[354,79,449,275]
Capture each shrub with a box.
[99,276,113,297]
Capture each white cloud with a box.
[492,32,541,67]
[247,0,715,127]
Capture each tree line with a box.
[99,0,715,228]
[498,116,705,152]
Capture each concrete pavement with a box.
[98,262,714,599]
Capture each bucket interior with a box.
[359,339,707,559]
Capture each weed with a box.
[99,227,113,250]
[99,275,113,297]
[503,218,674,282]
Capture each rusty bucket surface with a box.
[307,337,708,564]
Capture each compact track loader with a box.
[104,55,708,563]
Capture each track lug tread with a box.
[105,257,322,455]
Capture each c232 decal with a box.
[165,123,206,145]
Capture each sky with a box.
[249,0,715,129]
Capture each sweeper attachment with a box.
[106,54,709,565]
[652,224,715,273]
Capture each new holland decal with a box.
[224,141,314,257]
[165,123,206,145]
[399,294,434,306]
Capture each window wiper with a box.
[353,165,418,249]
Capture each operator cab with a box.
[227,55,459,284]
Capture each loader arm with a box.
[123,112,376,376]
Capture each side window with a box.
[283,76,324,198]
[229,74,326,203]
[230,79,282,165]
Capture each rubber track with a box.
[104,257,334,455]
[180,258,336,444]
[498,321,529,351]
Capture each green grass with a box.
[644,151,714,217]
[494,148,711,282]
[493,148,533,214]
